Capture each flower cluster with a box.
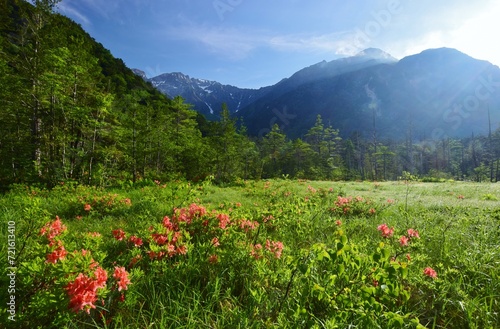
[113,266,131,291]
[399,228,420,246]
[330,195,377,217]
[423,267,437,279]
[239,219,259,232]
[65,266,108,314]
[40,216,67,244]
[377,223,394,238]
[112,229,126,241]
[46,243,68,264]
[265,240,284,259]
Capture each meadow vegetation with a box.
[1,178,499,328]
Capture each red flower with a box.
[377,224,394,238]
[176,244,187,255]
[151,233,168,245]
[369,208,376,215]
[217,213,231,229]
[46,244,68,264]
[250,244,263,259]
[423,267,437,279]
[128,235,143,247]
[188,203,207,218]
[265,240,284,259]
[113,267,131,291]
[84,204,92,212]
[208,254,218,264]
[40,216,67,242]
[240,219,259,232]
[406,253,411,262]
[407,228,420,239]
[399,236,409,246]
[335,220,342,226]
[211,237,220,247]
[65,266,107,314]
[112,229,126,241]
[94,267,108,289]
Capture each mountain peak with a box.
[355,48,397,62]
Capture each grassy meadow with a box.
[1,179,499,328]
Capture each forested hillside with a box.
[1,0,500,189]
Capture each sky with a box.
[57,0,500,89]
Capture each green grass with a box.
[0,179,499,328]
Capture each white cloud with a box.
[166,24,363,61]
[57,2,91,26]
[383,1,500,65]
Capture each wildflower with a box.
[211,237,220,247]
[240,219,259,232]
[162,216,175,230]
[265,240,284,259]
[369,208,376,215]
[165,244,176,257]
[40,216,67,241]
[423,267,437,278]
[121,198,132,206]
[84,204,92,212]
[112,229,126,241]
[335,196,351,207]
[94,267,108,289]
[46,244,68,264]
[113,267,131,291]
[151,233,168,245]
[377,223,394,238]
[335,220,342,226]
[66,273,98,313]
[188,203,207,218]
[457,195,464,199]
[217,213,231,229]
[208,254,218,264]
[263,215,274,223]
[399,236,409,246]
[128,235,143,247]
[250,244,263,259]
[407,228,420,239]
[65,266,107,314]
[176,244,187,255]
[387,199,394,204]
[406,253,411,262]
[129,255,142,267]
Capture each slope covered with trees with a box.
[1,0,500,190]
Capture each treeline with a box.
[1,1,500,189]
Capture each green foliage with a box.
[1,180,499,328]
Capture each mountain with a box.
[141,47,500,140]
[237,48,500,140]
[146,72,267,119]
[141,48,396,119]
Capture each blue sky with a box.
[58,0,500,89]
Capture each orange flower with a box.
[112,229,126,241]
[113,267,131,291]
[423,267,437,279]
[46,244,68,264]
